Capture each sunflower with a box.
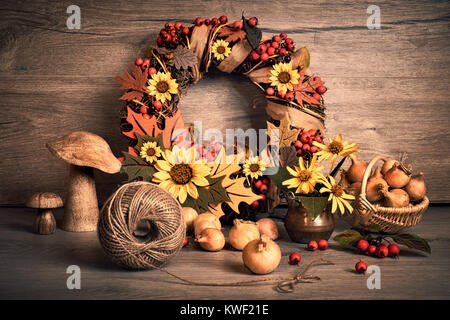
[319,175,355,215]
[152,145,211,204]
[242,156,268,179]
[313,134,359,166]
[269,62,300,93]
[211,39,231,61]
[139,141,161,163]
[147,71,178,103]
[282,155,324,194]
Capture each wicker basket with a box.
[344,155,429,234]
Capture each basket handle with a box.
[359,155,388,199]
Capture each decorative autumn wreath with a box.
[115,15,330,219]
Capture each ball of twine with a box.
[98,181,185,270]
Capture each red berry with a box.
[162,33,172,42]
[271,41,279,49]
[367,245,377,256]
[317,86,327,95]
[248,17,258,27]
[195,17,203,26]
[254,180,263,189]
[140,106,148,114]
[143,114,151,120]
[148,67,157,76]
[296,149,303,156]
[355,261,367,274]
[256,44,266,55]
[251,200,259,209]
[267,47,276,56]
[307,129,316,136]
[250,51,260,60]
[141,59,150,70]
[233,20,243,30]
[278,90,286,98]
[313,76,322,82]
[265,87,275,96]
[174,21,183,30]
[388,244,400,257]
[302,144,311,152]
[204,18,210,26]
[262,177,270,185]
[156,36,163,46]
[152,100,162,110]
[165,22,174,29]
[314,135,323,143]
[260,184,268,193]
[259,193,266,202]
[135,57,143,66]
[294,140,303,149]
[312,93,321,101]
[376,244,389,258]
[287,44,295,51]
[260,52,269,61]
[273,35,281,42]
[183,237,189,247]
[280,32,287,39]
[300,134,310,144]
[289,252,302,265]
[310,146,319,153]
[285,91,294,102]
[278,48,287,56]
[171,35,179,44]
[219,15,228,24]
[285,38,294,45]
[356,239,369,252]
[182,27,190,35]
[211,18,218,25]
[307,240,318,251]
[318,239,328,250]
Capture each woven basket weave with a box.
[345,155,429,234]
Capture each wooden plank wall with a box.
[0,0,449,205]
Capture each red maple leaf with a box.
[217,26,246,43]
[293,69,325,107]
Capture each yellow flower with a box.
[269,62,300,93]
[282,155,324,194]
[242,156,268,179]
[139,141,161,163]
[313,134,359,167]
[211,39,231,61]
[319,175,355,215]
[147,71,178,103]
[152,145,211,204]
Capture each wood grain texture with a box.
[0,206,448,299]
[0,0,449,205]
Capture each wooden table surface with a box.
[1,206,448,300]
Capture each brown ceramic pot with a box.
[284,199,335,243]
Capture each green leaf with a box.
[242,15,262,50]
[182,195,200,213]
[207,175,230,205]
[391,233,431,254]
[297,195,329,220]
[334,229,365,249]
[120,152,156,182]
[267,167,291,191]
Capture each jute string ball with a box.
[98,181,185,270]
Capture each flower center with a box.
[170,164,193,184]
[331,185,344,197]
[249,163,260,173]
[298,170,311,182]
[146,148,156,156]
[278,71,291,84]
[329,141,344,154]
[216,46,226,54]
[156,81,169,93]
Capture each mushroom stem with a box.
[62,165,99,232]
[33,209,56,235]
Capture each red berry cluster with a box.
[250,33,294,62]
[356,240,400,258]
[265,75,327,105]
[293,128,323,158]
[135,57,158,76]
[194,15,229,27]
[156,21,190,49]
[307,239,328,251]
[251,177,270,209]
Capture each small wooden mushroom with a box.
[46,131,121,232]
[27,192,63,235]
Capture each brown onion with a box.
[229,219,260,251]
[380,188,410,208]
[194,212,221,236]
[405,172,426,201]
[182,207,198,233]
[256,218,279,240]
[366,169,389,202]
[381,159,399,175]
[346,158,369,183]
[195,228,225,251]
[384,163,411,188]
[242,235,281,275]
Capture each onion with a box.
[346,158,369,183]
[256,218,279,240]
[405,172,426,201]
[366,169,389,202]
[380,189,410,208]
[381,159,399,175]
[229,219,260,251]
[194,212,221,236]
[182,207,198,233]
[384,163,411,188]
[195,228,225,251]
[347,182,362,197]
[242,235,282,275]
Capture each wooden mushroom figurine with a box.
[27,192,63,235]
[46,131,121,232]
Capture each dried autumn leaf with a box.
[279,146,298,167]
[114,64,148,101]
[217,25,246,43]
[293,69,325,107]
[171,46,198,70]
[267,113,299,148]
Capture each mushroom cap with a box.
[27,192,63,209]
[46,131,121,174]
